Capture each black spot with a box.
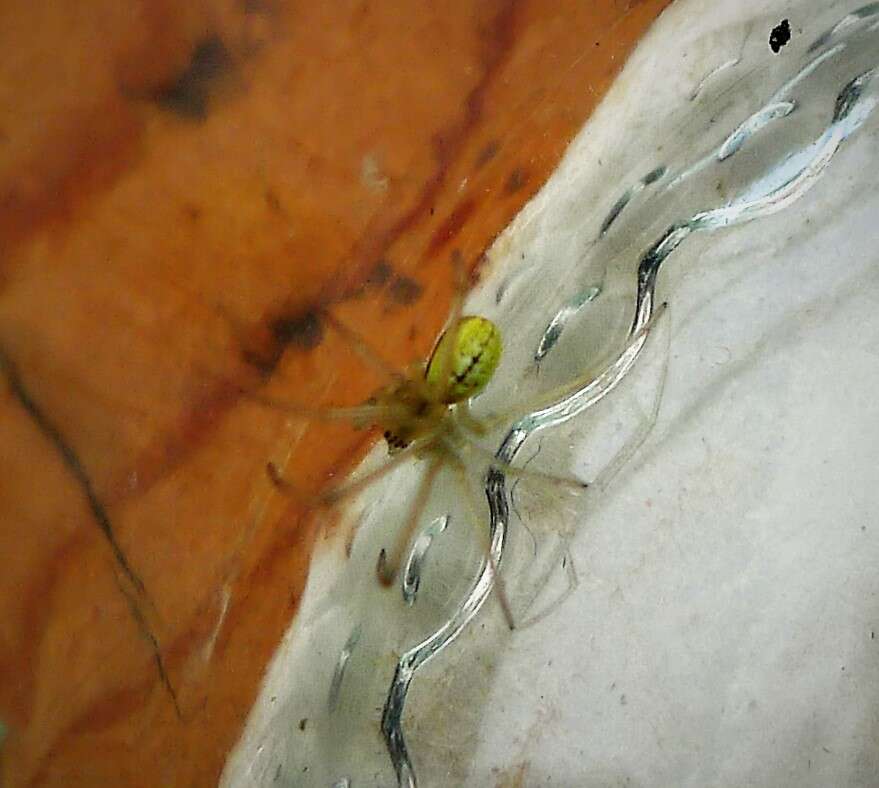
[504,167,528,195]
[475,140,500,168]
[266,461,286,489]
[270,310,324,351]
[643,165,666,186]
[240,348,275,377]
[769,19,791,53]
[244,308,325,376]
[183,203,202,222]
[298,718,308,731]
[153,36,234,120]
[367,260,393,287]
[383,431,409,452]
[388,275,423,305]
[264,188,282,214]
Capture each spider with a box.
[251,257,661,625]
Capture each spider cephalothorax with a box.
[368,315,502,455]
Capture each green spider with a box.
[259,261,590,604]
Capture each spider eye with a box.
[424,315,502,403]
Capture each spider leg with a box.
[426,251,469,402]
[509,442,542,557]
[476,301,669,432]
[376,452,444,586]
[268,435,433,508]
[476,307,670,625]
[455,400,487,435]
[515,549,580,630]
[460,439,590,493]
[446,250,468,336]
[245,390,402,425]
[445,451,517,630]
[590,311,669,492]
[319,308,406,384]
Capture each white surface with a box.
[467,1,879,785]
[472,168,879,788]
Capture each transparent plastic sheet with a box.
[222,2,879,785]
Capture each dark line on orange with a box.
[0,345,178,711]
[116,576,182,720]
[121,0,524,500]
[426,197,477,257]
[317,0,521,303]
[0,347,146,596]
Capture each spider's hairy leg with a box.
[376,451,444,586]
[446,451,517,630]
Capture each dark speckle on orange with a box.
[152,36,235,121]
[387,275,422,305]
[183,203,202,222]
[241,308,326,375]
[504,167,528,195]
[264,188,283,214]
[475,140,501,168]
[269,310,324,351]
[367,260,393,287]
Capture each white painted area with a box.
[223,0,879,785]
[470,176,879,788]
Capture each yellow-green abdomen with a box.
[425,316,502,403]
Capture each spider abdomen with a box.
[425,316,502,404]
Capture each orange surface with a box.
[0,1,672,785]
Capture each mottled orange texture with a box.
[0,0,671,785]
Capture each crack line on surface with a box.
[0,345,180,715]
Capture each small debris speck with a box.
[769,19,791,53]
